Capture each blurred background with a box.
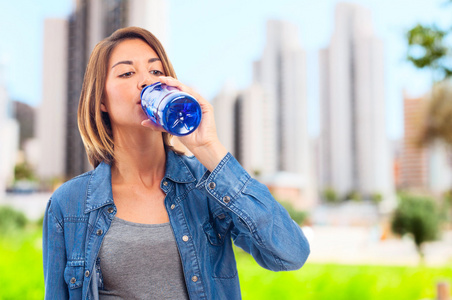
[1,0,452,299]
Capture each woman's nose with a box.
[138,73,156,90]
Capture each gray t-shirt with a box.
[98,217,189,300]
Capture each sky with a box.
[0,0,451,139]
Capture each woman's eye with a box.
[119,71,134,78]
[150,70,164,76]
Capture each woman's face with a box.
[102,38,165,129]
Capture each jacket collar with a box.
[85,161,114,213]
[163,150,196,183]
[84,150,195,213]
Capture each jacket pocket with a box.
[203,211,238,279]
[64,260,85,290]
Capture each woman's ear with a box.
[100,101,108,112]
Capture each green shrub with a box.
[370,192,383,204]
[442,190,452,223]
[14,162,37,182]
[279,201,308,225]
[344,190,362,202]
[322,187,339,204]
[391,195,440,260]
[0,206,28,235]
[35,214,45,227]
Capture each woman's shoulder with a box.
[53,170,93,197]
[48,170,95,215]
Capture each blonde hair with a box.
[78,27,180,168]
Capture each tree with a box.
[391,195,440,262]
[406,0,452,74]
[406,3,452,196]
[406,2,452,132]
[416,81,452,147]
[406,24,452,82]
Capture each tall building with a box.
[13,101,36,150]
[39,0,168,180]
[400,92,452,194]
[233,84,271,175]
[213,20,316,209]
[399,95,429,190]
[0,64,19,197]
[37,18,68,181]
[319,3,394,200]
[213,83,272,175]
[253,20,310,176]
[212,82,237,155]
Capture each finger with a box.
[159,76,184,89]
[159,76,194,95]
[159,76,208,105]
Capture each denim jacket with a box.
[43,151,310,299]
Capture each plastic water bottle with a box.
[141,82,202,136]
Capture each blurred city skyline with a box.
[1,3,452,284]
[0,0,450,141]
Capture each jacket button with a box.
[182,235,189,242]
[107,207,114,213]
[70,277,76,284]
[208,182,216,189]
[223,196,231,204]
[192,275,198,282]
[85,270,90,277]
[170,204,175,210]
[96,229,103,236]
[163,181,168,186]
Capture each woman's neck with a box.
[111,128,167,188]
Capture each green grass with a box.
[1,229,451,299]
[0,229,44,300]
[236,248,452,300]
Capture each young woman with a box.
[42,26,310,299]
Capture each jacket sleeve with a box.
[42,199,69,299]
[202,153,310,271]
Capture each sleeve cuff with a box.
[204,152,251,206]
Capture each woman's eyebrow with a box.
[111,57,160,69]
[148,58,161,63]
[111,60,132,69]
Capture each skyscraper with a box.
[212,83,237,156]
[319,3,394,200]
[213,20,316,208]
[213,83,273,175]
[0,64,19,197]
[399,95,429,191]
[37,18,68,181]
[233,84,271,175]
[39,0,168,180]
[253,20,310,176]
